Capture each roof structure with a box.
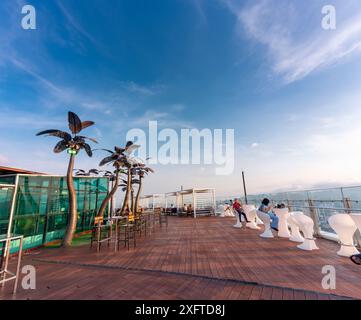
[0,166,45,176]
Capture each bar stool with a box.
[243,205,260,230]
[159,211,168,228]
[292,214,319,251]
[328,214,359,257]
[257,210,274,238]
[287,212,305,243]
[117,220,136,251]
[90,216,112,252]
[233,211,242,228]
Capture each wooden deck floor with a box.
[1,216,360,300]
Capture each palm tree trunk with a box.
[131,190,134,213]
[62,154,77,248]
[121,168,132,214]
[135,175,143,213]
[97,169,119,218]
[127,169,132,213]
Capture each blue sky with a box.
[1,0,361,196]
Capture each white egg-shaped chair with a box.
[274,208,291,238]
[292,214,319,251]
[242,205,261,230]
[328,214,359,257]
[257,210,274,238]
[287,212,305,243]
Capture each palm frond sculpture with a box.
[96,141,139,217]
[36,111,96,247]
[74,168,100,176]
[133,164,154,213]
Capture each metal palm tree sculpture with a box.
[36,111,96,247]
[119,172,140,213]
[134,164,154,213]
[96,141,139,218]
[74,168,100,176]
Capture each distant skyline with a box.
[1,0,361,197]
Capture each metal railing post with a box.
[343,195,361,247]
[308,198,321,237]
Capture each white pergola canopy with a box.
[141,188,216,218]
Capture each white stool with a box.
[243,207,261,230]
[274,208,290,238]
[218,205,225,217]
[328,214,359,257]
[287,212,305,243]
[257,210,274,238]
[292,214,319,251]
[242,205,259,229]
[233,210,242,228]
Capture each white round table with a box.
[329,214,359,257]
[274,208,290,238]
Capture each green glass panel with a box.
[0,186,13,235]
[0,176,16,185]
[7,175,109,251]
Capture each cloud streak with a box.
[224,0,361,83]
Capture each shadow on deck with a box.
[1,216,360,300]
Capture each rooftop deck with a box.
[1,216,360,300]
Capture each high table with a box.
[274,208,291,238]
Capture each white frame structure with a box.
[140,194,166,210]
[142,188,216,218]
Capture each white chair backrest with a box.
[293,214,314,238]
[242,205,256,214]
[274,208,289,215]
[290,211,304,215]
[247,209,257,220]
[257,210,271,223]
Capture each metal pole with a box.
[7,175,19,238]
[242,171,248,204]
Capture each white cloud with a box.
[126,109,192,129]
[251,142,259,148]
[120,81,166,96]
[223,0,361,83]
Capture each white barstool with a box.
[233,210,242,228]
[243,206,261,230]
[257,210,274,238]
[218,205,225,217]
[287,212,305,242]
[292,214,319,251]
[329,214,359,257]
[274,208,290,238]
